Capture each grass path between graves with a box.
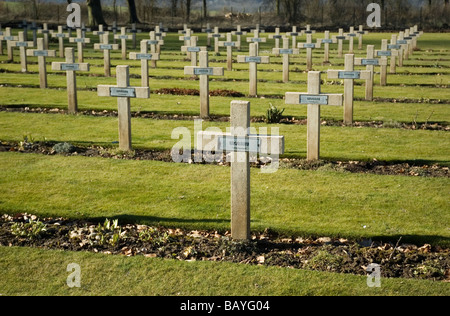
[0,246,449,296]
[0,112,449,165]
[0,152,448,246]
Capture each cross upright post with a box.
[286,26,301,48]
[389,35,403,67]
[344,27,357,53]
[327,54,371,125]
[184,51,225,118]
[51,47,90,114]
[298,33,321,71]
[269,27,283,55]
[10,32,34,73]
[109,22,119,44]
[208,27,224,55]
[129,39,160,87]
[38,23,50,50]
[51,26,67,58]
[202,23,213,47]
[115,27,133,60]
[97,65,150,151]
[231,25,247,51]
[237,43,270,97]
[286,71,343,161]
[332,28,347,58]
[376,39,399,77]
[317,31,336,64]
[355,45,387,101]
[26,38,56,89]
[273,37,299,83]
[94,33,119,77]
[218,33,239,71]
[179,29,193,58]
[93,24,107,44]
[69,28,91,63]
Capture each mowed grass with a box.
[0,152,448,246]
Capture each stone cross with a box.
[357,25,368,50]
[51,47,90,114]
[389,35,403,67]
[237,43,270,97]
[97,65,150,151]
[179,29,193,58]
[201,23,213,47]
[298,33,321,71]
[344,27,357,53]
[80,23,91,47]
[29,22,41,47]
[38,23,50,50]
[18,20,30,41]
[355,45,387,101]
[246,29,267,56]
[147,31,164,68]
[327,54,371,125]
[181,36,207,67]
[269,28,283,55]
[332,28,347,58]
[129,39,160,87]
[109,22,119,44]
[128,23,142,49]
[218,33,239,71]
[285,71,343,161]
[208,27,224,54]
[376,39,399,76]
[94,33,119,77]
[196,100,285,240]
[154,25,167,55]
[69,28,91,63]
[397,31,411,61]
[0,27,18,61]
[26,38,56,89]
[115,27,132,60]
[286,26,301,48]
[316,31,336,64]
[93,25,107,44]
[403,29,414,57]
[304,25,316,34]
[10,32,34,73]
[184,51,224,118]
[272,37,299,83]
[51,26,68,58]
[231,25,247,51]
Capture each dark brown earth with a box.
[1,213,448,282]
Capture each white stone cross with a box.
[128,23,142,48]
[237,43,270,97]
[231,25,247,51]
[316,31,336,64]
[97,65,150,151]
[51,47,90,114]
[397,31,411,61]
[184,51,224,118]
[93,24,107,44]
[115,27,133,60]
[286,71,343,161]
[298,33,321,71]
[272,37,299,83]
[0,28,18,62]
[332,28,347,58]
[196,100,285,240]
[29,22,41,47]
[181,36,207,67]
[94,33,119,77]
[327,54,371,125]
[0,24,3,55]
[108,22,119,44]
[389,35,403,67]
[51,26,68,58]
[357,25,369,50]
[69,28,91,63]
[218,33,239,71]
[375,39,399,76]
[208,27,224,54]
[26,38,56,89]
[179,29,194,58]
[10,32,34,73]
[154,25,167,55]
[286,26,301,48]
[129,39,160,87]
[269,27,283,55]
[355,45,387,101]
[147,31,164,68]
[344,27,357,53]
[246,29,267,55]
[201,23,213,47]
[37,23,50,50]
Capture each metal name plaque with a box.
[272,35,283,39]
[224,42,236,47]
[61,64,80,71]
[110,87,136,98]
[397,40,407,44]
[4,36,15,41]
[155,33,163,37]
[245,56,262,63]
[100,44,113,50]
[300,95,329,105]
[357,31,366,34]
[303,43,316,48]
[251,38,263,42]
[118,35,129,39]
[336,36,346,40]
[34,51,48,57]
[377,51,392,57]
[217,136,260,153]
[290,32,299,36]
[56,33,66,38]
[212,34,222,38]
[15,42,28,47]
[348,33,357,37]
[194,68,214,75]
[279,49,293,54]
[74,38,86,43]
[182,36,191,40]
[404,36,413,40]
[338,71,361,79]
[147,40,159,45]
[136,53,153,59]
[388,44,401,49]
[322,39,333,44]
[361,59,379,66]
[187,47,201,52]
[234,32,243,35]
[304,31,313,34]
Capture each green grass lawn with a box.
[0,30,449,296]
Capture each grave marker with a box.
[316,31,336,64]
[109,22,119,44]
[344,27,357,53]
[128,23,142,49]
[357,25,368,50]
[237,43,270,97]
[390,34,403,67]
[355,45,387,101]
[181,36,206,67]
[29,22,41,47]
[0,27,18,61]
[69,28,91,63]
[218,33,239,71]
[269,28,283,55]
[184,51,224,118]
[273,37,299,83]
[38,23,50,50]
[231,25,247,51]
[246,29,266,55]
[148,31,164,68]
[303,25,316,35]
[179,29,193,58]
[196,100,285,240]
[154,25,167,55]
[376,39,399,76]
[26,38,56,89]
[327,54,371,125]
[10,32,34,73]
[93,25,107,44]
[202,23,213,47]
[129,39,160,87]
[115,27,132,60]
[51,26,67,58]
[332,28,347,58]
[286,26,301,48]
[97,65,150,151]
[51,47,89,114]
[94,33,119,77]
[298,33,321,71]
[286,71,343,160]
[208,27,224,54]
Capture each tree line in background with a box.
[1,0,448,30]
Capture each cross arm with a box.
[298,42,321,49]
[246,37,267,43]
[26,49,56,57]
[129,52,160,60]
[355,58,388,66]
[97,85,150,99]
[94,43,119,50]
[51,62,90,72]
[327,69,372,80]
[69,37,91,44]
[184,66,224,76]
[285,92,343,106]
[272,48,299,55]
[237,55,270,64]
[181,45,207,52]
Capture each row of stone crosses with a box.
[0,20,423,241]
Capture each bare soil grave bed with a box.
[1,213,448,282]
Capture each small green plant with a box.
[265,103,285,124]
[305,250,344,271]
[10,219,47,240]
[139,228,172,246]
[19,133,35,150]
[94,219,123,246]
[52,142,76,154]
